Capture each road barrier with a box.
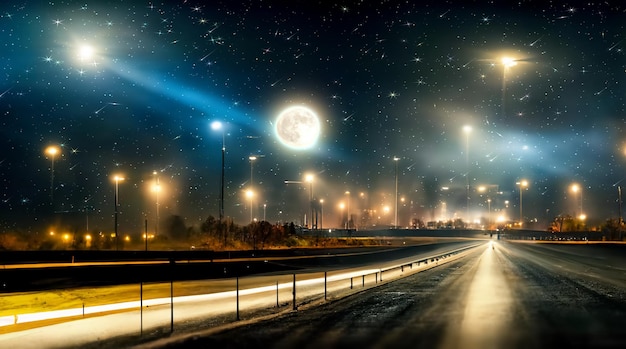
[0,242,483,337]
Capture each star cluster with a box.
[1,0,625,233]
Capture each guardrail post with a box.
[169,258,174,333]
[324,271,327,300]
[236,276,240,321]
[276,281,279,308]
[350,277,353,289]
[362,275,365,287]
[292,274,297,310]
[140,281,143,336]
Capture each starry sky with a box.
[1,0,625,234]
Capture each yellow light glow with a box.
[45,146,60,157]
[501,56,518,68]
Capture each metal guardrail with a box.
[0,242,483,334]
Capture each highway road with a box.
[137,241,626,349]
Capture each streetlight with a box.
[45,145,60,206]
[246,189,254,223]
[516,179,528,228]
[113,175,125,251]
[211,121,225,221]
[501,56,518,117]
[305,173,314,229]
[571,183,583,219]
[393,157,400,229]
[152,171,161,240]
[263,203,267,221]
[345,191,351,229]
[249,156,257,219]
[319,199,324,230]
[487,198,492,231]
[463,125,472,224]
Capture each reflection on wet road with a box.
[156,241,626,349]
[440,243,515,349]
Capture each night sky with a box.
[1,0,625,235]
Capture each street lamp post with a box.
[113,175,125,251]
[211,121,225,221]
[305,174,314,229]
[249,156,257,220]
[501,56,518,117]
[394,157,400,229]
[319,199,324,230]
[517,180,528,228]
[571,183,583,219]
[246,190,254,223]
[345,191,351,229]
[152,171,161,240]
[45,146,60,207]
[463,126,472,224]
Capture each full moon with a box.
[275,106,321,150]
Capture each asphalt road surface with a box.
[139,241,626,349]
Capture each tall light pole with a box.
[319,199,324,230]
[211,121,225,221]
[113,175,125,251]
[263,203,267,221]
[249,156,257,188]
[152,171,161,239]
[305,174,314,229]
[501,56,518,117]
[463,125,472,224]
[345,191,351,229]
[393,157,400,229]
[246,189,254,223]
[517,179,528,228]
[571,183,583,219]
[249,156,257,220]
[45,145,60,207]
[487,198,492,231]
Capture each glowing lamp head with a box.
[502,57,517,68]
[45,146,60,157]
[210,121,223,131]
